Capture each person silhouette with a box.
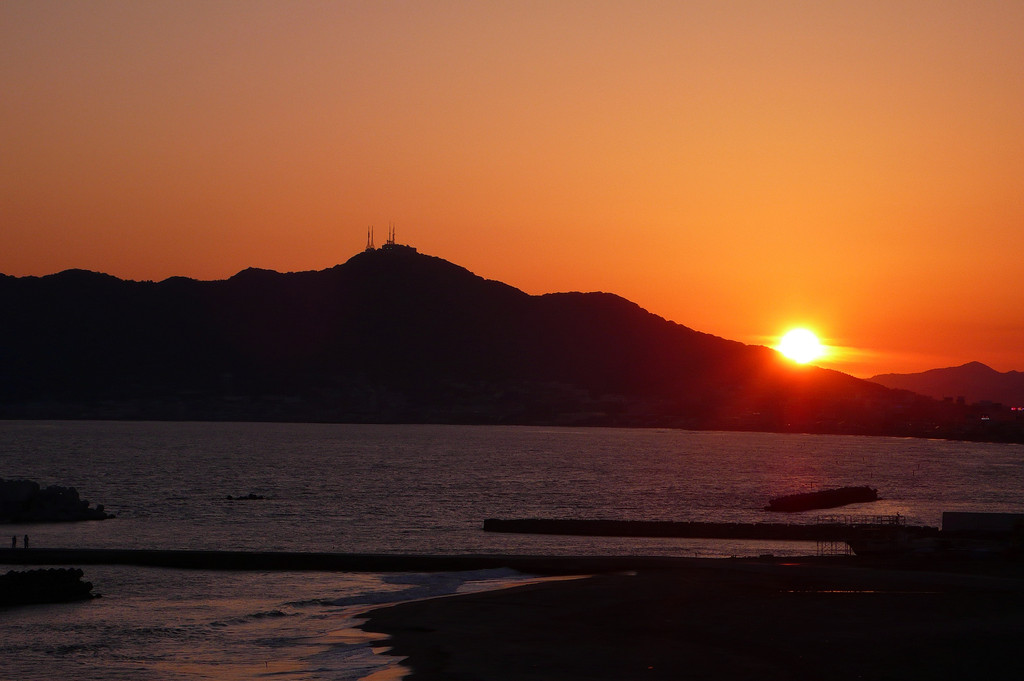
[23,534,29,549]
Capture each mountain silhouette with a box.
[870,362,1024,407]
[0,247,1006,439]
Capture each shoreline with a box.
[360,557,1024,681]
[3,418,1023,446]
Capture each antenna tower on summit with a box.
[375,222,417,254]
[365,226,375,251]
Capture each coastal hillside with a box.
[870,362,1024,408]
[0,247,998,439]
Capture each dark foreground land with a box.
[361,558,1024,681]
[3,548,1020,678]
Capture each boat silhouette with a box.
[765,486,879,513]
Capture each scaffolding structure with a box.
[815,514,905,556]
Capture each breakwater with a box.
[0,567,95,606]
[1,479,113,523]
[483,518,939,541]
[0,548,737,574]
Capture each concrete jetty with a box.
[483,518,939,541]
[0,548,729,574]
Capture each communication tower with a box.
[380,222,417,254]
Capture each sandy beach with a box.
[361,557,1024,680]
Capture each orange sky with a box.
[3,1,1023,378]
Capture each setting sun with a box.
[777,328,826,364]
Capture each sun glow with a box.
[776,328,826,364]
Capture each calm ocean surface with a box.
[2,420,1023,679]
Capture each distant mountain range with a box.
[870,362,1024,408]
[1,246,1018,441]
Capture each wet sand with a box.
[361,558,1024,681]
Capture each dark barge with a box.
[765,486,879,513]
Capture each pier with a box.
[0,548,748,574]
[482,517,939,543]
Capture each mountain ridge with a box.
[870,362,1024,407]
[2,248,1017,441]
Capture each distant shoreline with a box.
[5,250,1022,444]
[2,416,1023,446]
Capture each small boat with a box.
[765,486,878,513]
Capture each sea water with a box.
[2,421,1022,679]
